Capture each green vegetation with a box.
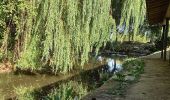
[14,86,35,100]
[111,0,147,42]
[0,0,115,73]
[112,58,145,96]
[122,58,145,79]
[113,58,145,81]
[120,0,146,35]
[44,81,87,100]
[99,72,110,83]
[0,92,5,100]
[113,34,149,43]
[0,0,167,99]
[0,0,150,74]
[14,81,87,100]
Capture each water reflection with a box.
[0,55,125,99]
[106,58,123,73]
[36,65,115,99]
[40,57,124,99]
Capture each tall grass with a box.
[14,81,88,100]
[44,81,87,100]
[14,86,35,100]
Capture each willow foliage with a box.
[0,0,114,73]
[0,0,147,73]
[119,0,146,34]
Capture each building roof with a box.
[146,0,170,25]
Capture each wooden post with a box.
[161,25,166,59]
[164,18,169,61]
[166,19,170,63]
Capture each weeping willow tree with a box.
[0,0,115,73]
[118,0,146,41]
[0,0,148,73]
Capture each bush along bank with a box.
[111,58,145,96]
[13,81,88,100]
[12,58,145,100]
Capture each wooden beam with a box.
[166,18,169,63]
[146,0,170,25]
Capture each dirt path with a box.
[119,58,170,100]
[83,51,170,100]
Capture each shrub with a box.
[122,58,145,79]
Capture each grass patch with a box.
[14,86,35,100]
[122,58,145,80]
[14,81,88,100]
[43,81,88,100]
[111,58,145,96]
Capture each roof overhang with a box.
[166,3,170,18]
[146,0,170,25]
[162,3,170,25]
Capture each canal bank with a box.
[83,50,170,100]
[0,55,125,99]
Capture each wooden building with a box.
[146,0,170,61]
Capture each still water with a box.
[0,55,126,99]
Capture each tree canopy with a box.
[0,0,148,73]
